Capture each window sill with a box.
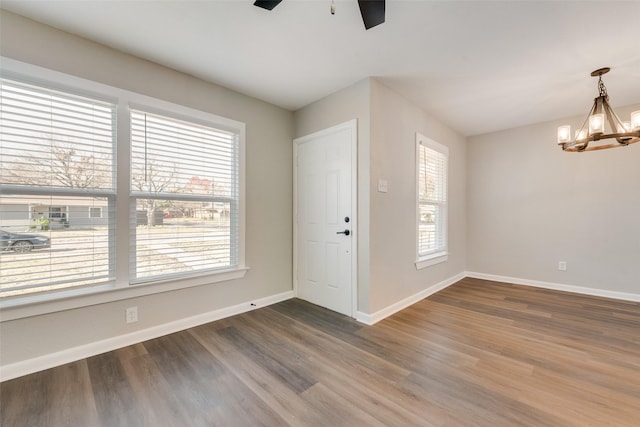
[415,252,448,270]
[0,267,249,321]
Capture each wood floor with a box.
[2,277,639,426]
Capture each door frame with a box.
[293,119,358,318]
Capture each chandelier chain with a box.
[598,76,608,99]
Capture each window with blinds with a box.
[0,77,116,297]
[1,61,245,305]
[416,133,448,261]
[130,110,239,282]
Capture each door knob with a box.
[336,229,350,236]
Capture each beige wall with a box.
[467,104,640,295]
[0,12,294,365]
[369,79,467,312]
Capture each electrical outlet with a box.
[558,261,567,271]
[126,306,138,323]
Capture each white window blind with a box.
[417,135,448,258]
[130,110,239,282]
[0,77,115,297]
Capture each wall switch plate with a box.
[558,261,567,271]
[126,306,138,323]
[378,179,388,193]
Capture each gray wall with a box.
[369,79,467,312]
[0,12,294,365]
[467,104,640,295]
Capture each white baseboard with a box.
[465,271,640,302]
[0,290,295,382]
[355,272,466,325]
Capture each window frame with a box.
[128,107,242,284]
[0,57,247,320]
[415,132,448,270]
[48,207,64,219]
[88,207,102,219]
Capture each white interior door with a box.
[294,120,356,317]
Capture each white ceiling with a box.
[2,0,640,136]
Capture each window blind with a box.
[0,78,116,297]
[129,110,239,282]
[418,140,448,256]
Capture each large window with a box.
[416,133,448,269]
[130,110,239,283]
[0,78,115,297]
[0,61,245,306]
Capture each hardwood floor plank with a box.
[87,351,148,426]
[236,308,436,426]
[216,325,317,394]
[118,351,196,426]
[2,278,639,426]
[524,366,640,425]
[0,361,98,427]
[190,322,328,427]
[297,382,388,427]
[254,307,413,381]
[398,371,568,427]
[142,330,287,426]
[1,370,50,426]
[49,361,99,426]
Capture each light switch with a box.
[378,179,388,193]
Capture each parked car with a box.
[0,229,51,253]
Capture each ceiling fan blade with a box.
[358,0,385,30]
[254,0,283,11]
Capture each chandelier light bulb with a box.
[575,129,588,141]
[588,113,605,135]
[557,125,571,143]
[632,110,640,131]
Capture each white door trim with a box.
[293,119,358,317]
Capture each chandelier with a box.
[557,67,640,152]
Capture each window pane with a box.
[0,195,113,297]
[131,111,236,197]
[1,78,116,298]
[419,144,447,204]
[419,203,443,255]
[0,79,114,190]
[417,134,448,260]
[131,199,232,281]
[130,110,239,281]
